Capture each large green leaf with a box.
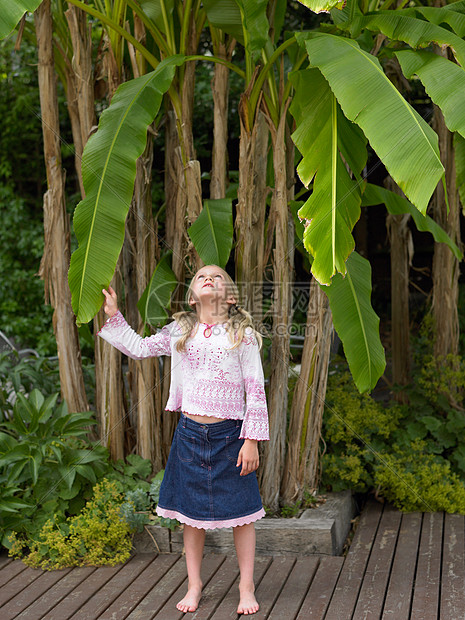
[362,183,462,260]
[357,10,465,67]
[203,0,269,54]
[334,3,465,65]
[68,56,183,325]
[137,253,177,327]
[396,50,465,139]
[187,198,233,268]
[203,0,244,43]
[0,0,42,40]
[290,68,363,285]
[138,0,174,33]
[297,0,344,12]
[299,32,443,214]
[234,0,269,55]
[323,251,385,393]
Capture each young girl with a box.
[98,265,269,615]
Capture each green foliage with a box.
[119,470,179,532]
[9,478,134,569]
[0,186,55,355]
[321,362,465,512]
[0,388,109,547]
[374,441,465,513]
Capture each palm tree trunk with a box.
[35,0,88,414]
[259,107,294,511]
[92,31,126,459]
[123,134,163,469]
[386,179,412,395]
[281,280,333,503]
[210,39,235,200]
[431,103,461,358]
[235,107,269,324]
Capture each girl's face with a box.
[188,265,236,312]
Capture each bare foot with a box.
[237,588,259,615]
[176,583,202,613]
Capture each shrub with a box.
[321,366,465,512]
[9,479,134,569]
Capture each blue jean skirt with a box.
[156,414,265,529]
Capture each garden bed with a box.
[132,490,356,557]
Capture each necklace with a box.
[203,323,215,338]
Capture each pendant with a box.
[203,324,214,338]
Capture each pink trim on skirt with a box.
[156,506,265,530]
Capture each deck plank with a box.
[410,511,443,620]
[0,566,72,618]
[68,554,155,620]
[125,555,185,620]
[14,566,96,620]
[42,563,125,620]
[152,553,226,620]
[296,556,344,619]
[324,500,384,620]
[381,511,422,620]
[267,556,319,619]
[0,559,30,589]
[209,555,272,620]
[190,555,240,619]
[440,513,465,620]
[241,556,296,620]
[353,504,402,618]
[98,553,179,620]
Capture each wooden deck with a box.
[0,500,464,619]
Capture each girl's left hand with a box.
[237,439,259,476]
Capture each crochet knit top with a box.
[97,311,269,441]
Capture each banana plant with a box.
[68,56,184,325]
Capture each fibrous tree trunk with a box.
[93,31,126,460]
[281,280,333,503]
[431,104,461,358]
[431,6,461,359]
[259,106,294,511]
[235,103,269,324]
[35,0,88,414]
[386,209,412,393]
[210,38,235,200]
[123,132,163,469]
[65,3,95,196]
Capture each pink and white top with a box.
[98,311,269,441]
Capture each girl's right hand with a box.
[102,286,118,317]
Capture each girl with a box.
[98,265,269,615]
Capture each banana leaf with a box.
[299,32,443,214]
[298,0,344,12]
[187,198,233,269]
[68,56,184,325]
[396,50,465,139]
[138,0,174,33]
[403,4,465,38]
[358,10,465,67]
[362,183,462,260]
[0,0,42,40]
[323,251,385,393]
[290,68,364,285]
[203,0,244,43]
[455,133,465,211]
[334,1,465,65]
[137,253,177,327]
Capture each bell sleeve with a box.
[97,310,172,359]
[239,331,269,441]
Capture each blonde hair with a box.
[172,267,262,352]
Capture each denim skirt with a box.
[156,414,265,529]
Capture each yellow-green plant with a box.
[9,478,134,570]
